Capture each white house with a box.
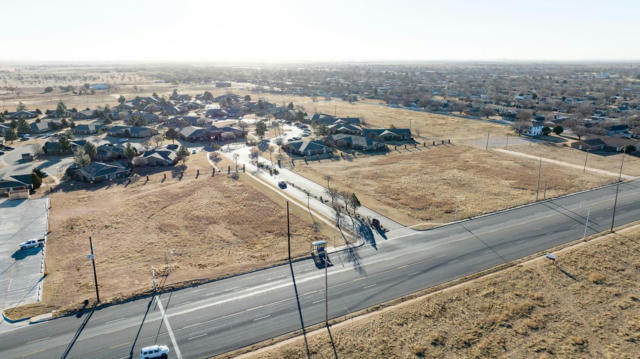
[523,120,544,137]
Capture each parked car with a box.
[191,149,197,154]
[278,181,287,189]
[19,238,45,250]
[140,345,169,359]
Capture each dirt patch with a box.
[293,145,614,226]
[40,154,333,309]
[245,226,640,359]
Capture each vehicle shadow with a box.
[11,247,42,260]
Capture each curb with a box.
[29,312,53,324]
[1,310,30,324]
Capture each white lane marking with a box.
[157,296,183,359]
[363,284,377,289]
[253,314,271,322]
[187,333,207,341]
[409,271,420,276]
[312,299,324,304]
[105,318,123,325]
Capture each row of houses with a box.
[570,136,639,153]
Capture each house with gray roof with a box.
[74,162,130,183]
[283,139,332,157]
[30,121,51,133]
[72,123,103,135]
[136,149,178,166]
[325,134,386,151]
[362,128,413,142]
[0,173,33,196]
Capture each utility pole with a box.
[88,236,100,303]
[610,155,625,232]
[152,267,157,292]
[535,158,542,201]
[287,201,291,261]
[485,132,490,150]
[583,151,588,174]
[583,208,590,238]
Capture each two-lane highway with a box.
[1,180,639,359]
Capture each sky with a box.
[1,0,639,63]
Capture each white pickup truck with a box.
[18,238,45,250]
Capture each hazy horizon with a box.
[1,0,639,63]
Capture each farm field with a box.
[246,224,640,359]
[292,145,615,227]
[38,153,334,311]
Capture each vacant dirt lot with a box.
[41,153,333,309]
[508,142,640,177]
[247,224,640,359]
[293,145,614,226]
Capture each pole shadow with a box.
[128,296,155,359]
[325,324,339,359]
[60,305,96,359]
[288,261,311,359]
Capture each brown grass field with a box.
[245,224,640,359]
[39,153,335,310]
[508,142,640,177]
[292,145,615,226]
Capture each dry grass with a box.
[508,142,640,177]
[41,153,334,309]
[292,145,614,226]
[245,225,640,359]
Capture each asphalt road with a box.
[1,180,639,359]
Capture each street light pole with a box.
[610,155,625,232]
[88,236,100,303]
[535,158,542,201]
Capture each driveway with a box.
[0,198,49,313]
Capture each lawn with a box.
[245,223,640,359]
[40,153,334,310]
[292,145,615,227]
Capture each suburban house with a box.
[362,128,413,142]
[599,136,639,152]
[328,122,363,135]
[179,125,246,142]
[72,123,103,135]
[311,114,361,126]
[107,126,157,138]
[0,123,12,136]
[73,162,130,183]
[30,121,51,134]
[136,149,178,166]
[283,139,332,157]
[570,138,607,151]
[0,173,33,196]
[72,109,98,120]
[179,126,209,142]
[522,120,544,137]
[606,124,629,136]
[45,109,73,118]
[325,134,386,151]
[96,143,125,161]
[7,110,37,119]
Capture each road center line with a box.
[253,314,271,322]
[157,296,183,359]
[187,333,208,341]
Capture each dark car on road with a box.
[278,181,287,189]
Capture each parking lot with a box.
[0,198,49,314]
